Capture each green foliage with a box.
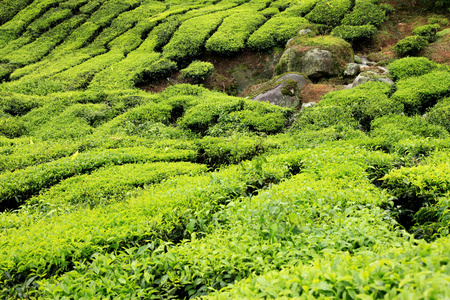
[143,58,178,81]
[163,11,228,62]
[0,147,196,210]
[0,0,34,25]
[413,24,441,42]
[370,114,449,141]
[206,236,450,299]
[394,35,428,57]
[428,15,449,26]
[205,13,266,55]
[388,56,439,81]
[297,82,402,131]
[305,0,353,27]
[247,17,309,51]
[0,117,27,138]
[181,61,215,82]
[427,97,450,133]
[331,24,377,42]
[391,70,450,115]
[381,151,450,239]
[341,1,387,26]
[26,162,207,212]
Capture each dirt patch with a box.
[140,48,283,96]
[425,33,450,64]
[300,84,337,103]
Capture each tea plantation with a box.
[0,0,449,299]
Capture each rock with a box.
[301,49,338,79]
[354,55,375,66]
[299,29,312,35]
[352,69,394,87]
[343,83,353,89]
[344,63,360,77]
[275,36,353,80]
[301,101,317,111]
[253,73,309,108]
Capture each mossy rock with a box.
[275,35,353,79]
[252,72,310,109]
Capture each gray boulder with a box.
[275,36,353,80]
[300,49,338,79]
[344,63,360,77]
[352,68,394,88]
[253,73,309,108]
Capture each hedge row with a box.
[3,15,86,66]
[295,82,400,132]
[391,70,450,115]
[37,146,399,299]
[0,154,303,298]
[208,236,450,299]
[205,12,267,55]
[163,11,230,62]
[388,56,439,81]
[0,0,67,48]
[0,147,197,210]
[247,16,309,51]
[305,0,352,27]
[0,0,34,26]
[26,161,208,213]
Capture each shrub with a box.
[331,24,377,42]
[144,58,178,81]
[305,0,353,27]
[205,13,266,55]
[371,114,449,140]
[313,82,402,131]
[181,61,214,82]
[388,57,439,81]
[163,11,228,62]
[394,36,428,57]
[428,15,449,26]
[0,0,34,25]
[0,147,197,209]
[391,70,450,115]
[413,24,441,42]
[247,17,309,51]
[427,97,450,132]
[0,117,27,138]
[380,3,395,14]
[341,1,387,26]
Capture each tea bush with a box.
[394,35,428,57]
[388,56,439,81]
[0,147,197,210]
[427,97,450,132]
[413,24,441,42]
[26,162,207,212]
[341,1,387,26]
[306,82,402,131]
[331,24,377,42]
[205,13,266,55]
[163,11,229,62]
[305,0,352,27]
[180,61,215,82]
[0,0,34,25]
[0,155,303,298]
[247,16,309,51]
[391,70,450,115]
[206,236,450,299]
[370,114,449,140]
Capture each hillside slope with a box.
[0,0,449,299]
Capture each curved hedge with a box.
[205,12,266,55]
[247,16,309,51]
